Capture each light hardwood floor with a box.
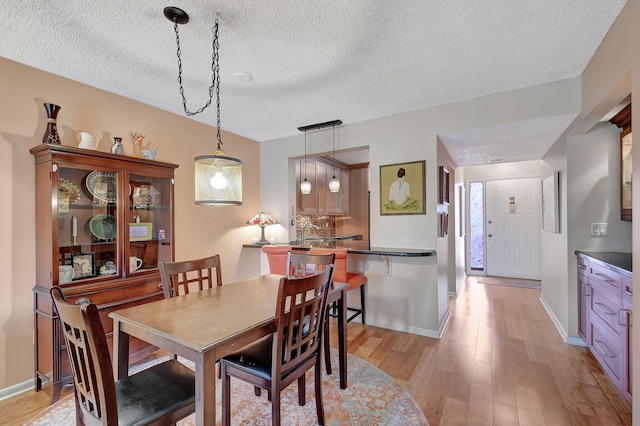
[1,276,632,425]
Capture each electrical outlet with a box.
[591,223,608,236]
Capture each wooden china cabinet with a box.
[609,101,632,221]
[30,144,178,402]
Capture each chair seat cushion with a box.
[346,273,367,291]
[222,334,274,381]
[221,321,317,383]
[116,359,195,426]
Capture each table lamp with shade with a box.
[247,211,277,245]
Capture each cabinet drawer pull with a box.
[625,289,633,296]
[582,282,590,296]
[578,264,587,270]
[618,308,631,326]
[593,272,614,283]
[158,283,163,289]
[594,302,616,316]
[75,297,91,306]
[593,340,615,358]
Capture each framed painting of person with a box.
[380,160,426,215]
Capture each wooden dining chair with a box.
[309,247,367,323]
[287,251,334,277]
[309,247,367,375]
[159,254,222,298]
[50,287,195,426]
[261,245,292,275]
[220,267,334,426]
[287,251,336,375]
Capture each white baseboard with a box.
[449,274,468,297]
[0,379,33,402]
[366,310,451,339]
[539,294,585,346]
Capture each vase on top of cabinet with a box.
[30,143,178,403]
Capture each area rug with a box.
[478,276,541,289]
[25,349,428,425]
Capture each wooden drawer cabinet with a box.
[577,252,632,407]
[590,317,623,387]
[590,279,624,338]
[589,262,622,298]
[30,144,178,403]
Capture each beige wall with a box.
[0,57,261,392]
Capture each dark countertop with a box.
[575,251,632,277]
[244,240,435,257]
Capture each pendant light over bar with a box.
[164,6,243,206]
[300,129,312,194]
[297,119,343,132]
[298,120,342,194]
[328,123,340,192]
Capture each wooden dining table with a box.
[109,274,348,426]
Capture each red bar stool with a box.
[309,247,367,324]
[261,245,291,275]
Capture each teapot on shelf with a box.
[142,147,159,160]
[77,131,98,150]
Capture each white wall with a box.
[562,123,632,340]
[539,132,570,342]
[453,166,466,295]
[561,0,640,412]
[261,80,581,336]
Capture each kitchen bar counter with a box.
[244,240,435,257]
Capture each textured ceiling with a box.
[0,1,627,166]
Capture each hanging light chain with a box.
[213,18,222,150]
[172,18,219,122]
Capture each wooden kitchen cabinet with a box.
[30,144,178,402]
[577,256,590,343]
[296,158,349,215]
[296,159,318,213]
[576,252,632,406]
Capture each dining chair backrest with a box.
[51,287,116,424]
[220,266,334,425]
[287,251,335,278]
[159,254,222,298]
[309,247,367,323]
[275,266,333,375]
[261,245,291,275]
[50,287,196,425]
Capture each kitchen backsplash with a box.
[296,215,335,238]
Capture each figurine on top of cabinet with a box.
[111,137,125,155]
[132,132,144,158]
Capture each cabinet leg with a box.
[50,382,64,404]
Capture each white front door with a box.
[485,178,541,280]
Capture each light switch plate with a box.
[591,223,608,236]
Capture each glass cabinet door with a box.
[57,167,119,282]
[622,131,632,213]
[127,174,173,274]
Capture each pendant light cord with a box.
[172,17,223,150]
[304,130,307,180]
[332,124,336,178]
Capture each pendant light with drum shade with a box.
[164,6,243,206]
